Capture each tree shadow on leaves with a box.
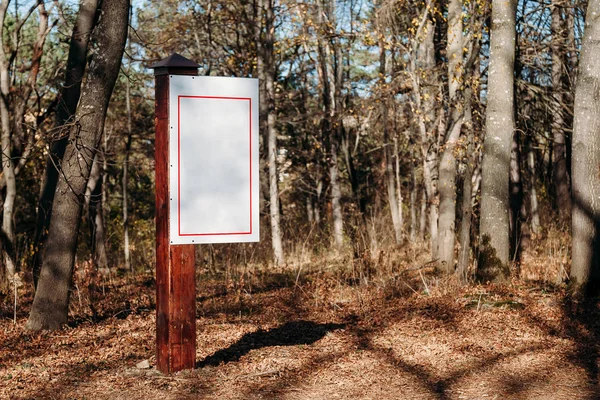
[556,192,600,397]
[197,320,344,368]
[561,297,600,396]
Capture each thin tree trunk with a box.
[342,130,360,209]
[86,154,108,271]
[419,187,427,241]
[122,4,134,271]
[509,132,523,262]
[316,0,343,249]
[0,0,16,282]
[551,0,572,222]
[478,0,516,282]
[27,0,129,330]
[380,43,402,244]
[570,0,600,297]
[456,2,484,281]
[315,176,322,225]
[123,74,132,271]
[330,145,344,248]
[307,197,314,224]
[410,165,418,242]
[265,0,284,265]
[122,4,133,272]
[527,137,540,234]
[395,137,404,239]
[438,0,464,274]
[424,149,439,257]
[256,0,284,264]
[384,105,402,243]
[418,18,440,259]
[457,79,475,282]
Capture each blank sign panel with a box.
[169,76,259,244]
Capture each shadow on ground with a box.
[561,297,600,399]
[197,320,344,367]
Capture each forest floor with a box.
[1,245,599,399]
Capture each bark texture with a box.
[527,138,540,234]
[570,0,600,296]
[27,0,130,330]
[264,0,284,265]
[380,46,402,244]
[437,0,464,273]
[478,0,517,282]
[551,0,572,221]
[86,155,108,271]
[33,0,99,286]
[457,78,475,281]
[123,74,133,271]
[316,0,344,249]
[415,17,439,258]
[255,0,284,264]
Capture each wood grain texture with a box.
[155,72,196,374]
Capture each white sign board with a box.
[169,75,259,244]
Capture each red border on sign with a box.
[177,95,253,237]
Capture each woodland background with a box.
[1,0,600,397]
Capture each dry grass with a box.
[1,238,599,399]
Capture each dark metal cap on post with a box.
[150,53,200,76]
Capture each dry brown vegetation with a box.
[1,243,599,399]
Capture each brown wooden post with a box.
[150,54,199,374]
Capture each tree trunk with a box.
[478,0,516,282]
[457,78,475,281]
[330,144,344,249]
[410,165,418,242]
[123,74,132,271]
[551,0,572,222]
[316,0,343,249]
[394,137,404,239]
[315,176,322,225]
[256,0,284,264]
[32,0,99,287]
[570,0,600,297]
[264,0,284,265]
[527,137,541,234]
[0,0,16,283]
[384,107,402,244]
[509,132,523,263]
[27,0,129,330]
[418,18,440,259]
[424,148,439,258]
[86,154,108,271]
[437,0,464,274]
[419,187,427,241]
[380,44,402,244]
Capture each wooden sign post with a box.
[151,54,199,374]
[150,53,259,374]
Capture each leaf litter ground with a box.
[1,257,599,399]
